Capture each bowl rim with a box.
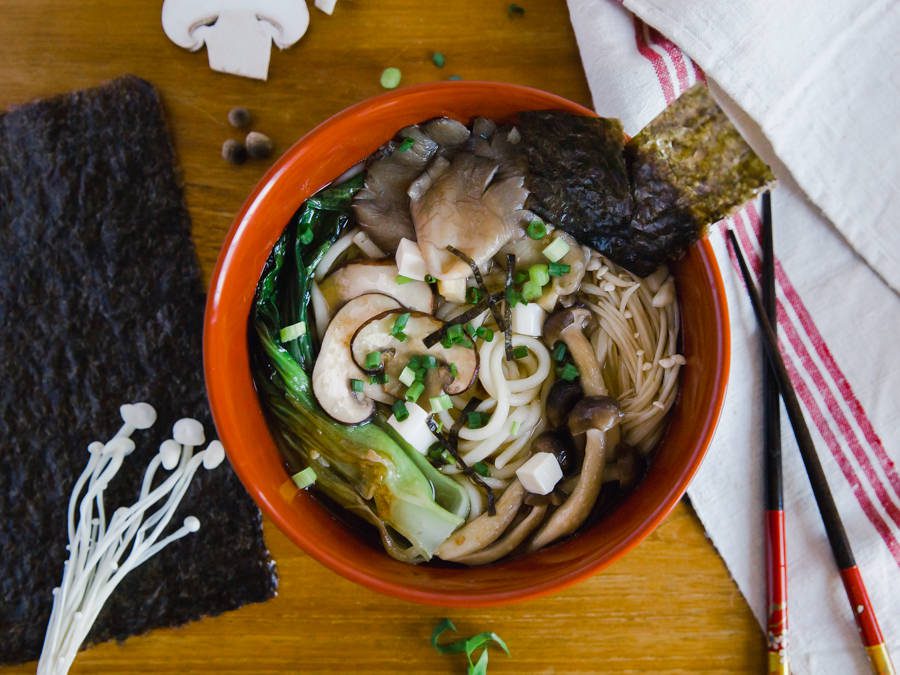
[204,81,731,607]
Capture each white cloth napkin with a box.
[567,1,900,672]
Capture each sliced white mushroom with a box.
[161,0,310,81]
[317,260,434,316]
[312,294,400,424]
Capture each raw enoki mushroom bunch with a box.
[37,403,225,675]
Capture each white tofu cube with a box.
[437,277,467,303]
[395,238,427,281]
[387,402,438,454]
[516,452,563,495]
[511,303,546,337]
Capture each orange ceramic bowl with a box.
[204,82,730,607]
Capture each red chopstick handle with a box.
[840,565,896,674]
[766,509,789,674]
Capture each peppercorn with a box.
[245,131,273,159]
[227,107,251,129]
[221,139,247,165]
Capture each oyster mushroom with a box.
[435,481,525,561]
[350,310,478,399]
[161,0,309,81]
[317,260,434,316]
[529,396,622,550]
[453,504,547,566]
[543,307,607,397]
[411,152,529,279]
[312,294,400,424]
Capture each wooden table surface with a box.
[2,1,762,672]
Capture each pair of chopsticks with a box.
[727,194,895,675]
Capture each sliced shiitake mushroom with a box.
[350,310,478,398]
[317,260,434,315]
[311,293,400,424]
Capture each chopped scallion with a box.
[398,366,417,387]
[526,219,547,239]
[350,378,364,393]
[369,372,388,385]
[528,263,549,287]
[473,461,490,477]
[432,51,446,68]
[380,67,402,89]
[548,261,571,277]
[512,345,529,360]
[421,354,438,369]
[558,362,580,381]
[446,323,464,341]
[392,400,409,422]
[542,237,570,262]
[405,381,425,402]
[466,286,483,304]
[475,326,494,342]
[395,274,415,285]
[510,420,521,436]
[514,270,528,285]
[425,274,437,284]
[430,393,453,413]
[397,137,415,152]
[279,321,307,343]
[391,312,410,341]
[521,280,542,302]
[291,467,317,489]
[364,351,382,369]
[552,341,567,362]
[449,362,459,379]
[466,411,486,429]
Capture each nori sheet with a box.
[519,84,774,275]
[0,76,277,665]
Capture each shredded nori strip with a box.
[504,254,515,361]
[426,416,496,515]
[423,296,500,348]
[446,245,506,331]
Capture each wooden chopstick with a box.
[760,193,789,675]
[726,229,896,675]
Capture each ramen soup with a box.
[251,95,771,565]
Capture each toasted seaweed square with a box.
[0,76,276,665]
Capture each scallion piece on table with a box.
[526,219,546,239]
[542,237,570,262]
[279,321,307,343]
[291,467,317,489]
[431,618,510,675]
[380,67,402,89]
[432,51,446,68]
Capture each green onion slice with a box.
[291,467,317,489]
[392,400,409,422]
[279,321,307,343]
[542,237,570,262]
[526,219,546,240]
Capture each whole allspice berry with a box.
[245,131,274,159]
[227,106,252,129]
[222,139,248,165]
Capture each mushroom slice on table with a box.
[350,310,478,399]
[312,294,401,424]
[161,0,310,81]
[530,396,622,550]
[412,152,529,279]
[543,306,607,397]
[435,481,525,561]
[453,504,548,566]
[317,260,434,316]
